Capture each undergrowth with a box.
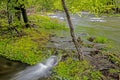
[28,14,67,30]
[0,13,67,65]
[0,28,49,64]
[49,57,103,80]
[0,12,119,80]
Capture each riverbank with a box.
[0,13,120,80]
[0,14,67,65]
[47,12,120,51]
[45,32,120,80]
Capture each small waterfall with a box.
[11,56,58,80]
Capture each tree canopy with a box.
[0,0,120,14]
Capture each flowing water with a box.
[48,12,120,50]
[10,56,58,80]
[0,56,27,80]
[0,12,120,80]
[0,56,58,80]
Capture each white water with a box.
[10,56,58,80]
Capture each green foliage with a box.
[93,36,108,43]
[109,69,120,74]
[0,19,8,27]
[0,0,119,15]
[34,0,55,11]
[66,0,119,14]
[0,1,6,10]
[107,52,120,66]
[0,36,45,65]
[0,12,67,65]
[51,57,102,80]
[87,36,108,44]
[27,0,119,14]
[0,1,119,80]
[28,14,67,30]
[89,71,102,80]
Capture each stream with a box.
[0,56,58,80]
[0,56,27,80]
[0,12,120,80]
[48,12,120,50]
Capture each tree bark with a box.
[8,0,30,28]
[21,8,30,28]
[61,0,84,60]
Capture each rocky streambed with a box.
[44,34,120,80]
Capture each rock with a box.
[87,36,96,42]
[77,33,88,37]
[93,44,106,50]
[83,52,92,55]
[82,47,97,52]
[85,55,116,71]
[50,37,72,43]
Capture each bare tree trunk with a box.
[21,7,30,28]
[7,0,22,36]
[61,0,84,60]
